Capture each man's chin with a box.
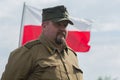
[55,37,65,45]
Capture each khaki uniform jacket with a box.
[1,35,83,80]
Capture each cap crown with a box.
[42,5,69,22]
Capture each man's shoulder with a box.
[24,40,41,49]
[8,40,42,59]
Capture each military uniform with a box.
[1,35,83,80]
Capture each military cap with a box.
[42,5,73,25]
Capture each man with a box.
[1,5,83,80]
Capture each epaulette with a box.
[68,47,77,56]
[24,40,41,49]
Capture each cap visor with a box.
[52,18,74,25]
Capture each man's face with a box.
[43,20,68,45]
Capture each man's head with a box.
[42,5,73,25]
[42,5,73,45]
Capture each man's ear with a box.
[42,22,46,28]
[42,21,49,29]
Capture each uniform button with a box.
[66,72,69,74]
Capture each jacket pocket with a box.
[36,61,61,79]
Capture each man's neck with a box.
[41,33,67,52]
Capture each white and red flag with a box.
[19,4,92,52]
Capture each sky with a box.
[0,0,120,80]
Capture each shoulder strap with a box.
[24,40,41,49]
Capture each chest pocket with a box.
[35,61,61,80]
[59,61,83,80]
[72,64,83,80]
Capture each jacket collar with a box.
[39,34,68,54]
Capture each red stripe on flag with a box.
[66,31,90,52]
[22,25,90,52]
[22,25,42,45]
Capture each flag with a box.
[19,4,92,52]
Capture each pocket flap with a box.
[38,61,58,68]
[72,64,83,73]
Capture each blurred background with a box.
[0,0,120,80]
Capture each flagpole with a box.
[18,2,26,47]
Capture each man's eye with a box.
[59,22,67,26]
[64,24,68,27]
